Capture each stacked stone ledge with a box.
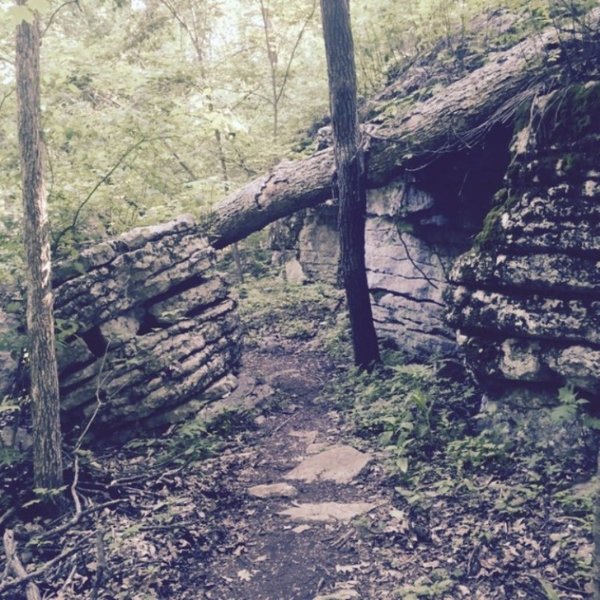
[447,85,600,400]
[52,215,241,438]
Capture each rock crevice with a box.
[50,216,241,437]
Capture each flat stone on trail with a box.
[306,442,330,455]
[313,591,359,600]
[279,501,377,522]
[248,483,298,499]
[284,445,371,484]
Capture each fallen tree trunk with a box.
[207,9,600,249]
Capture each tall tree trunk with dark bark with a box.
[594,453,600,599]
[319,0,380,369]
[15,4,64,492]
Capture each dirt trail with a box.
[191,345,395,600]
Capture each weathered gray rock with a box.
[297,204,340,284]
[279,502,378,523]
[449,84,600,400]
[40,216,242,438]
[248,483,298,499]
[272,179,474,358]
[284,446,371,484]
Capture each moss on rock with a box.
[539,82,600,146]
[473,188,518,251]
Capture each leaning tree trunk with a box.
[16,3,64,492]
[206,8,600,250]
[320,0,380,369]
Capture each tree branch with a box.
[275,0,317,106]
[52,138,147,252]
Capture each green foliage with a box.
[123,416,218,468]
[23,484,68,508]
[447,425,513,475]
[0,0,596,279]
[550,383,587,424]
[237,277,345,348]
[539,82,600,146]
[327,352,477,477]
[397,570,454,599]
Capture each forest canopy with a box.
[0,0,596,284]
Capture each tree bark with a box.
[320,0,379,369]
[206,8,600,250]
[594,453,600,599]
[16,4,64,491]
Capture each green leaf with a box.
[396,456,409,473]
[8,5,34,25]
[533,576,560,600]
[27,0,51,13]
[379,430,394,445]
[558,384,578,404]
[583,416,600,430]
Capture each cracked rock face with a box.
[12,216,241,439]
[270,130,510,360]
[448,85,600,400]
[271,184,478,359]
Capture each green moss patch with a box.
[539,82,600,146]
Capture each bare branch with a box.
[42,0,81,37]
[0,87,15,113]
[52,138,147,252]
[3,529,42,600]
[0,535,90,596]
[275,0,317,106]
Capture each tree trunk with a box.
[16,4,64,492]
[320,0,380,369]
[259,0,279,140]
[206,8,600,250]
[594,452,600,599]
[214,127,245,283]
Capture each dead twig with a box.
[58,564,77,596]
[3,529,42,600]
[91,525,106,600]
[75,341,110,451]
[34,500,122,543]
[0,507,16,530]
[0,535,90,596]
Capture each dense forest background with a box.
[1,1,599,598]
[1,0,593,284]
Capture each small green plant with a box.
[327,352,477,479]
[396,570,455,599]
[446,426,513,476]
[550,383,587,424]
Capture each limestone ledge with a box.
[49,217,242,437]
[448,286,600,345]
[453,251,600,295]
[457,335,600,394]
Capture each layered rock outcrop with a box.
[271,127,511,359]
[50,216,241,437]
[447,83,600,399]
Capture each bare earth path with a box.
[187,344,397,600]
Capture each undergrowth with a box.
[236,277,350,358]
[322,348,596,599]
